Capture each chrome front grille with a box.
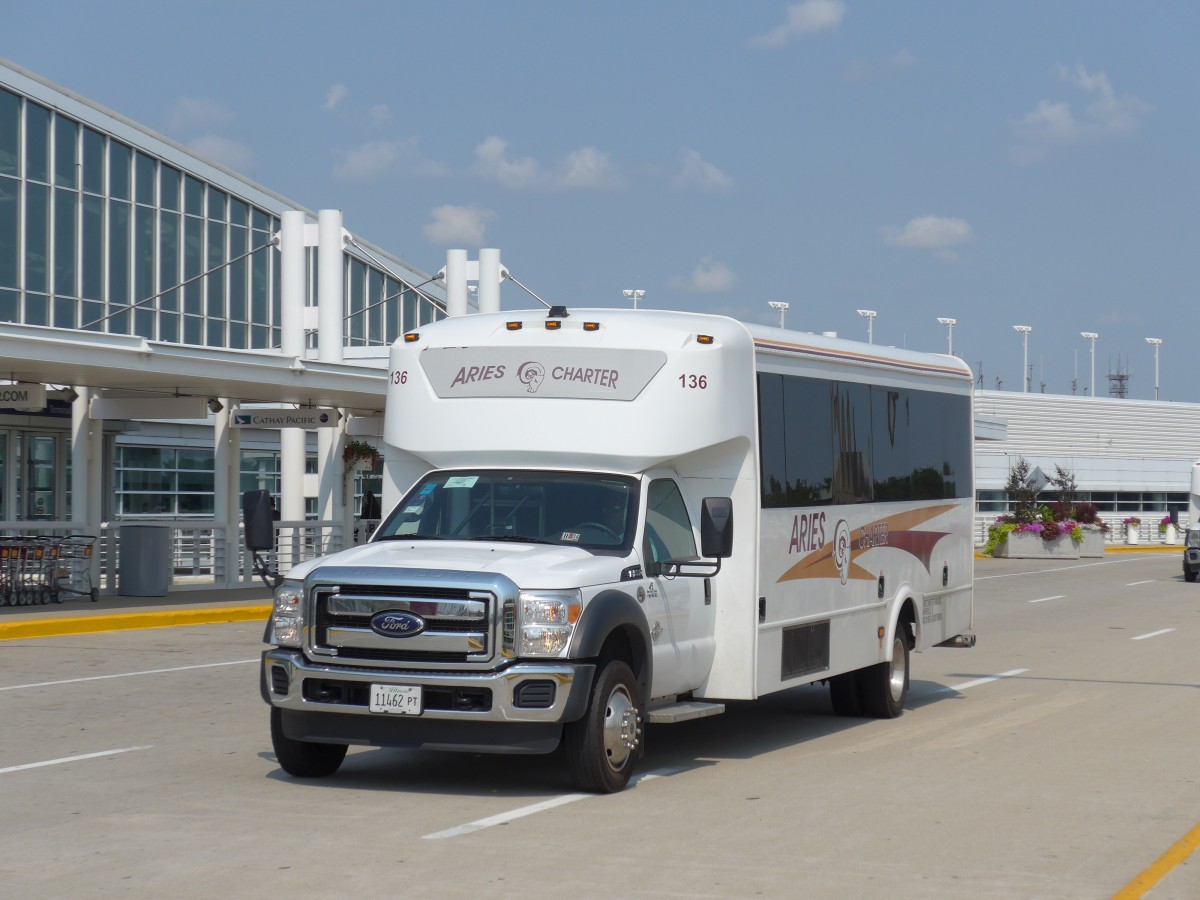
[310,583,495,666]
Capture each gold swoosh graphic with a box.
[777,503,957,584]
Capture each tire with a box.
[563,660,642,793]
[270,707,348,778]
[828,671,863,717]
[860,628,910,719]
[1184,567,1197,583]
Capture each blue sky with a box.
[7,1,1198,401]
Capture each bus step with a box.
[647,701,726,724]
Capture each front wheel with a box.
[563,660,642,793]
[860,629,910,719]
[1184,567,1197,583]
[270,707,348,778]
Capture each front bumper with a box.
[1183,548,1200,574]
[262,648,594,726]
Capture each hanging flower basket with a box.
[342,439,381,474]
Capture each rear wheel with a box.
[563,660,642,793]
[270,707,348,778]
[860,629,910,719]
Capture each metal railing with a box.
[0,517,380,596]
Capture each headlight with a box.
[1187,529,1200,550]
[271,580,305,647]
[518,589,582,658]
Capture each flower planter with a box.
[1161,524,1177,545]
[1125,524,1139,545]
[993,531,1080,559]
[1078,528,1106,558]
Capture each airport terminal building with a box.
[0,57,1194,594]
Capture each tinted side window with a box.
[758,373,787,508]
[782,376,832,506]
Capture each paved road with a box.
[1,552,1196,899]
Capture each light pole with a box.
[1146,337,1162,400]
[856,309,877,344]
[1080,332,1098,397]
[936,317,956,355]
[1013,325,1032,392]
[768,301,789,328]
[622,289,645,309]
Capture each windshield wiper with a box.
[375,533,447,541]
[467,534,557,545]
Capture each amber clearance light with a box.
[403,332,420,343]
[697,334,714,345]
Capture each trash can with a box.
[119,524,172,596]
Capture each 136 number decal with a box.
[678,374,708,389]
[390,370,408,385]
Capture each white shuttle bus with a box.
[261,307,975,792]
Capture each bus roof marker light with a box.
[583,322,600,332]
[506,321,523,331]
[545,320,562,330]
[404,333,419,343]
[697,334,714,345]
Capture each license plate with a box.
[369,684,422,716]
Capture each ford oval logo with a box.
[369,610,426,638]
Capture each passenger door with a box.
[640,476,716,698]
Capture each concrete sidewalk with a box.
[0,584,272,641]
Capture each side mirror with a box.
[700,496,734,559]
[242,490,276,552]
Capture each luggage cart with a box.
[0,538,55,606]
[54,535,99,603]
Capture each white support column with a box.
[212,398,241,587]
[70,386,102,591]
[278,210,308,523]
[317,209,345,364]
[478,248,502,313]
[316,210,347,545]
[445,249,468,317]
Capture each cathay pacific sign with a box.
[231,409,340,428]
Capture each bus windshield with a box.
[374,470,639,551]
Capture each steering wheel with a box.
[572,521,620,540]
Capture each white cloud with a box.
[166,97,234,134]
[673,150,734,193]
[332,140,447,181]
[750,0,845,47]
[324,83,347,111]
[669,258,738,293]
[187,135,253,172]
[882,216,974,261]
[423,205,495,246]
[473,136,623,190]
[369,104,391,126]
[1010,65,1151,164]
[559,146,624,189]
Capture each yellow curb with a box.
[0,605,271,641]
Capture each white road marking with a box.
[0,745,152,775]
[939,668,1029,693]
[1126,580,1155,586]
[0,659,258,692]
[1132,628,1176,641]
[422,768,682,840]
[1029,595,1064,604]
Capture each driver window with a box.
[645,479,697,563]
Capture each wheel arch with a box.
[569,589,652,704]
[892,589,919,654]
